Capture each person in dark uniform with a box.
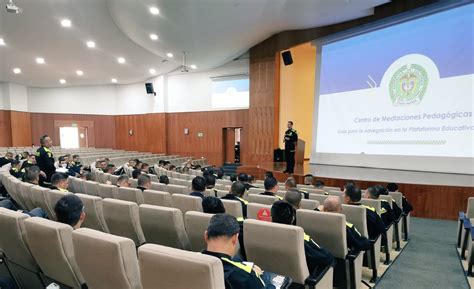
[9,160,24,180]
[283,121,298,174]
[222,181,248,218]
[190,176,207,199]
[36,135,55,184]
[202,214,275,289]
[0,151,14,167]
[365,186,395,227]
[386,182,413,215]
[260,177,283,200]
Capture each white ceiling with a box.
[0,0,389,88]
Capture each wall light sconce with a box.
[129,129,134,136]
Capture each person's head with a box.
[386,183,399,192]
[159,175,169,185]
[27,154,37,164]
[192,176,206,192]
[40,135,53,148]
[365,186,379,200]
[344,185,362,204]
[10,160,21,170]
[287,121,294,129]
[284,189,302,209]
[248,175,256,184]
[230,181,246,198]
[264,177,279,193]
[117,175,130,187]
[104,164,116,174]
[72,155,80,162]
[271,201,296,225]
[169,165,176,171]
[229,174,237,182]
[164,161,171,170]
[137,174,151,189]
[54,194,85,229]
[202,197,226,214]
[205,174,216,189]
[304,174,314,185]
[344,180,356,191]
[237,173,248,183]
[84,172,96,181]
[216,169,224,179]
[141,163,149,172]
[315,180,325,189]
[98,160,107,170]
[21,151,30,159]
[204,214,240,255]
[285,177,297,190]
[265,171,274,179]
[58,156,67,168]
[132,169,142,179]
[375,184,388,196]
[51,172,69,190]
[24,166,40,185]
[323,196,342,213]
[128,159,137,168]
[158,160,165,167]
[4,151,14,159]
[64,154,71,162]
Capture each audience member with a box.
[283,189,302,211]
[137,174,151,191]
[202,196,226,214]
[132,169,142,179]
[365,186,395,227]
[23,166,40,185]
[9,160,23,180]
[159,175,169,185]
[117,175,131,187]
[303,174,314,186]
[221,181,248,218]
[386,182,413,215]
[54,194,85,229]
[0,151,14,167]
[205,174,217,190]
[314,180,325,189]
[190,176,206,199]
[50,172,69,192]
[264,171,274,179]
[260,177,282,200]
[285,177,308,199]
[229,174,237,182]
[36,135,56,183]
[21,154,37,170]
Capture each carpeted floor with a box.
[375,217,469,289]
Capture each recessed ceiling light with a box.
[59,79,66,84]
[149,7,160,15]
[149,34,158,41]
[111,78,117,83]
[190,64,197,70]
[13,68,21,74]
[86,41,96,48]
[0,38,5,46]
[76,70,83,76]
[117,57,126,64]
[61,19,72,28]
[36,57,45,64]
[149,68,157,75]
[166,53,173,58]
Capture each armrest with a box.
[463,217,472,230]
[305,264,332,289]
[369,232,381,244]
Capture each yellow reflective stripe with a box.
[346,222,354,228]
[43,147,51,153]
[380,208,387,214]
[362,205,376,212]
[304,233,320,248]
[236,196,249,205]
[236,217,245,222]
[276,195,283,200]
[221,258,252,274]
[58,188,68,192]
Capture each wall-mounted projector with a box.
[6,0,22,14]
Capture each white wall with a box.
[0,83,28,112]
[115,75,165,114]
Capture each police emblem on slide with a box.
[389,64,428,106]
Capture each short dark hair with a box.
[24,166,40,183]
[344,180,356,189]
[375,184,388,196]
[158,160,165,165]
[10,160,21,166]
[117,174,129,184]
[230,181,246,197]
[58,156,66,162]
[238,173,248,182]
[288,121,293,125]
[192,176,206,192]
[285,177,297,189]
[386,183,398,192]
[315,180,325,188]
[51,172,68,187]
[202,197,226,214]
[229,174,237,182]
[72,155,79,159]
[206,214,240,239]
[40,135,49,145]
[345,185,362,203]
[132,169,142,179]
[265,171,274,179]
[137,174,151,187]
[205,174,216,188]
[216,169,224,179]
[264,177,278,191]
[366,186,379,199]
[159,175,169,185]
[55,194,83,227]
[271,201,295,225]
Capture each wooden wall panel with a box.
[115,114,166,154]
[10,111,32,146]
[0,110,12,147]
[30,113,116,149]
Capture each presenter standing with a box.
[283,121,298,174]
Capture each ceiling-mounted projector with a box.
[6,0,22,14]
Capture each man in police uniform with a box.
[283,121,298,174]
[36,135,55,184]
[222,181,248,218]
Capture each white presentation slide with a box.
[211,78,249,110]
[311,4,474,174]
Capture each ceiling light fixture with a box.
[13,68,21,74]
[61,19,72,28]
[150,34,158,41]
[149,7,160,15]
[166,53,173,58]
[111,78,117,83]
[59,79,66,84]
[149,68,157,75]
[86,41,96,48]
[117,57,126,64]
[0,38,5,46]
[36,57,45,64]
[190,64,197,70]
[76,70,83,76]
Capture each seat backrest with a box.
[115,187,144,204]
[300,199,320,210]
[139,205,190,250]
[296,209,347,259]
[138,243,225,289]
[150,182,166,191]
[30,186,50,213]
[8,178,27,209]
[103,199,146,246]
[215,190,228,198]
[23,217,85,288]
[221,199,243,218]
[98,183,116,199]
[247,203,272,221]
[248,188,265,195]
[130,178,138,188]
[328,190,344,198]
[304,188,326,195]
[0,208,39,272]
[108,174,120,185]
[308,194,329,204]
[72,228,142,289]
[165,184,187,195]
[142,190,173,207]
[379,195,393,208]
[248,194,277,205]
[361,198,381,214]
[83,180,100,197]
[18,182,36,211]
[244,219,309,284]
[184,211,213,252]
[47,190,73,220]
[342,205,368,238]
[171,194,202,215]
[467,197,474,218]
[73,178,86,194]
[388,192,403,210]
[76,193,109,233]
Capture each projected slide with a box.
[312,4,473,173]
[211,78,249,109]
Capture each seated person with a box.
[205,174,217,191]
[0,198,47,218]
[365,186,395,227]
[159,175,169,185]
[202,214,276,289]
[271,201,335,278]
[72,154,81,167]
[343,180,356,192]
[283,189,302,212]
[285,177,308,199]
[260,177,282,200]
[116,175,131,187]
[16,151,29,161]
[132,168,142,179]
[190,176,207,199]
[229,174,237,182]
[323,197,370,253]
[9,160,24,180]
[238,173,255,191]
[57,156,76,176]
[21,154,37,170]
[96,160,107,171]
[314,180,325,190]
[222,181,248,218]
[54,194,86,229]
[158,160,165,168]
[0,151,14,167]
[303,174,314,186]
[50,172,69,192]
[386,182,413,215]
[137,174,151,191]
[141,163,150,173]
[104,164,116,174]
[23,166,41,185]
[216,169,224,180]
[375,185,402,220]
[264,171,273,179]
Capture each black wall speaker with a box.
[281,50,293,66]
[145,82,155,95]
